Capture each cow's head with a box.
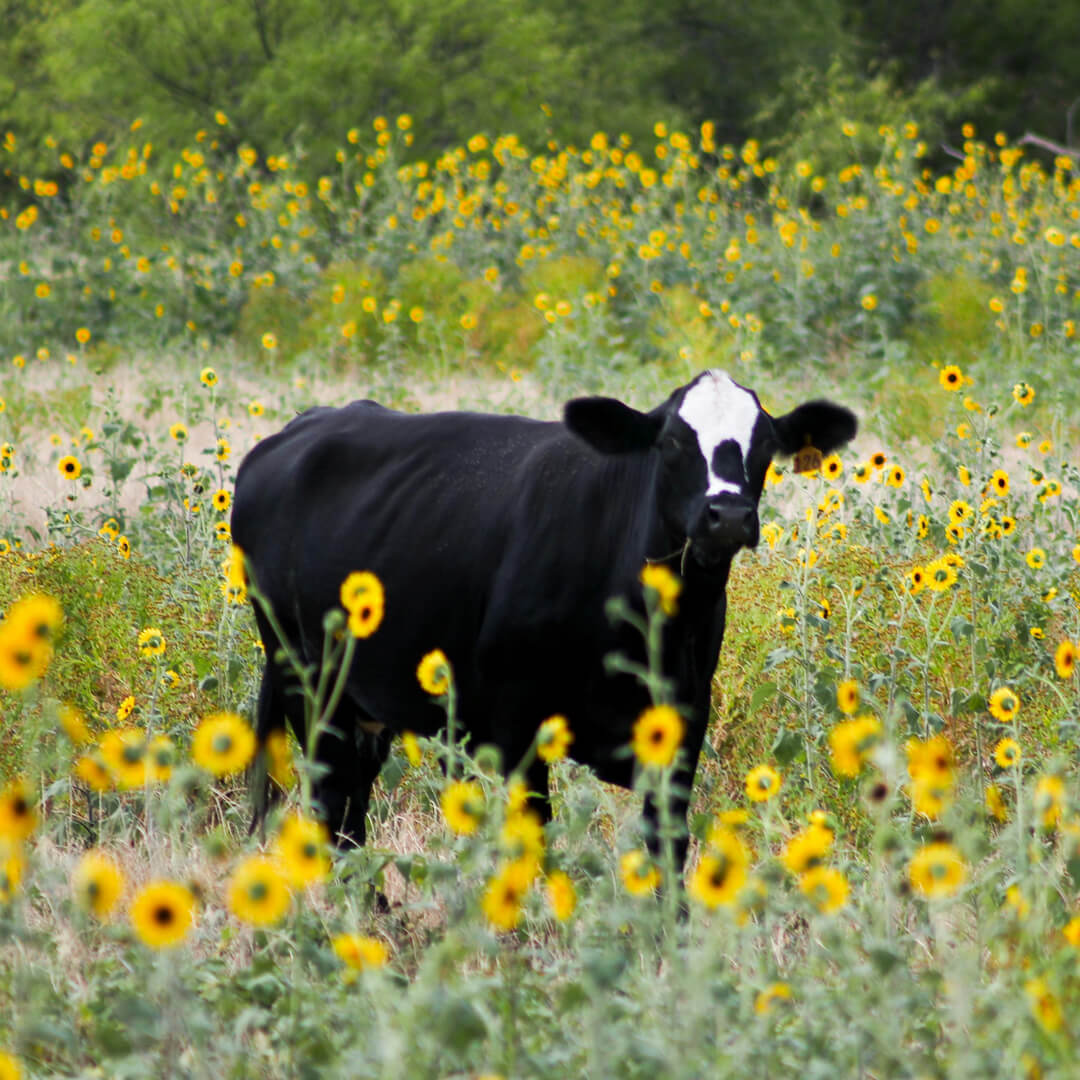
[565,370,857,570]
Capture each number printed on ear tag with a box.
[793,444,823,474]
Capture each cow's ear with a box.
[772,400,858,456]
[564,396,663,454]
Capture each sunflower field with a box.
[1,113,1079,1078]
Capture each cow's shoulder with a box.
[478,430,654,673]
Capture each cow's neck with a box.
[592,449,733,605]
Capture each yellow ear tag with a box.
[793,443,822,475]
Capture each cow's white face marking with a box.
[677,370,760,496]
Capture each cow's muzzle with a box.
[698,495,759,551]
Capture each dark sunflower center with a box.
[649,728,664,744]
[249,881,268,902]
[302,843,317,859]
[153,904,175,926]
[212,734,234,755]
[13,797,27,817]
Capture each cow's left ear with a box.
[564,396,663,454]
[771,400,858,456]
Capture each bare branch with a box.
[1017,132,1080,160]
[249,0,276,63]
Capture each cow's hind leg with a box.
[313,710,392,848]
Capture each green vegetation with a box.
[3,338,1080,1075]
[1,53,1080,1079]
[6,0,1080,190]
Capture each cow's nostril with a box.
[705,499,756,537]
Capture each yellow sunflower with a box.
[0,779,36,842]
[1025,978,1064,1034]
[948,499,973,525]
[799,866,850,914]
[926,559,957,592]
[631,704,684,768]
[639,563,682,615]
[57,454,82,480]
[904,567,926,595]
[339,570,385,638]
[500,809,544,863]
[99,728,148,789]
[147,735,176,783]
[985,784,1008,822]
[1054,640,1076,679]
[545,870,577,921]
[939,364,963,391]
[74,754,112,793]
[264,729,294,788]
[72,850,126,919]
[137,627,166,658]
[441,780,484,835]
[906,734,954,785]
[416,649,451,695]
[130,880,196,948]
[836,678,858,715]
[780,823,834,874]
[1034,774,1066,828]
[274,815,330,887]
[536,714,573,763]
[620,849,661,896]
[401,731,422,768]
[744,764,781,803]
[227,855,292,926]
[191,711,256,776]
[754,982,793,1015]
[332,933,389,971]
[993,737,1021,769]
[908,842,967,899]
[482,858,535,930]
[0,846,24,904]
[988,687,1020,722]
[59,703,92,744]
[1012,381,1035,407]
[688,827,750,909]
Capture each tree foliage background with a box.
[2,0,1079,190]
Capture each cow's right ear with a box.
[564,396,663,454]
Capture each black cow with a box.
[232,370,855,869]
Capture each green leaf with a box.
[750,681,777,712]
[771,727,803,765]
